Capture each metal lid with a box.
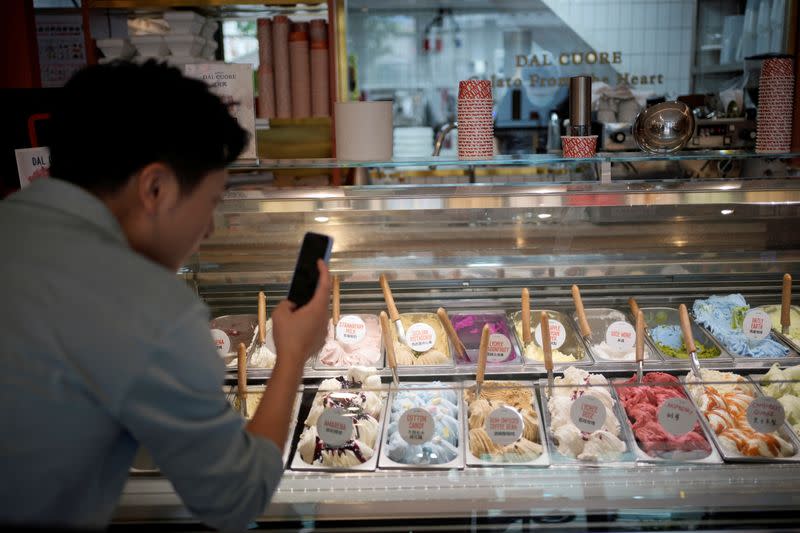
[632,101,695,154]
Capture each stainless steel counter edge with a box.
[115,463,800,524]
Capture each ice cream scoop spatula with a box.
[635,310,645,384]
[237,342,248,418]
[332,275,341,339]
[572,284,592,342]
[679,304,702,377]
[782,273,792,336]
[521,288,532,345]
[437,307,467,360]
[541,311,554,396]
[476,324,490,398]
[380,311,399,386]
[380,274,406,346]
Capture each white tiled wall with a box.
[541,0,696,96]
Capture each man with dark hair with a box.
[0,60,330,530]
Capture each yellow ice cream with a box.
[390,312,451,365]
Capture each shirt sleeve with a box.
[118,303,284,532]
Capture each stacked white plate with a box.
[393,127,434,158]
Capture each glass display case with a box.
[116,166,800,530]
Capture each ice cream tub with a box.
[448,310,523,369]
[291,368,388,472]
[246,320,314,378]
[378,382,465,470]
[225,385,304,467]
[691,295,800,364]
[574,308,662,364]
[684,369,800,463]
[641,307,732,365]
[462,380,549,467]
[209,314,258,369]
[752,364,800,440]
[756,305,800,354]
[313,314,385,370]
[388,312,456,369]
[508,310,593,368]
[537,367,637,467]
[612,374,722,465]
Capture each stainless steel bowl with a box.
[633,101,695,154]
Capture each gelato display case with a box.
[117,175,800,530]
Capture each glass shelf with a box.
[230,151,800,171]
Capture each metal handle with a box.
[433,121,458,157]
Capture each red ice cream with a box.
[615,372,711,457]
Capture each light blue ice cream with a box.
[385,383,459,465]
[693,294,790,358]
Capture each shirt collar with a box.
[9,178,128,245]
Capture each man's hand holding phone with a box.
[272,259,331,370]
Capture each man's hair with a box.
[49,60,248,195]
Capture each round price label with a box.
[605,321,636,353]
[316,408,354,448]
[570,395,607,433]
[336,315,367,345]
[487,333,512,362]
[210,329,231,356]
[534,319,567,350]
[657,397,698,436]
[406,323,436,352]
[746,396,785,433]
[485,406,524,446]
[399,407,434,445]
[742,309,772,341]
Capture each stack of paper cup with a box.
[457,79,493,160]
[756,57,795,153]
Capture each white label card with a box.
[406,323,436,352]
[742,309,772,341]
[605,321,636,353]
[657,397,698,436]
[534,319,567,349]
[485,406,524,446]
[399,407,434,445]
[210,329,231,356]
[316,408,354,448]
[747,396,785,433]
[336,315,367,345]
[570,395,607,433]
[15,147,51,188]
[486,333,512,362]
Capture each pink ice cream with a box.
[316,314,382,367]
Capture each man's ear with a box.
[134,162,180,216]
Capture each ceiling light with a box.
[720,209,734,215]
[314,216,330,223]
[537,213,552,219]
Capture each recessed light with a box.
[537,213,552,219]
[720,209,734,215]
[314,216,330,223]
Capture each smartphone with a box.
[286,232,333,308]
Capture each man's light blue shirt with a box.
[0,178,283,530]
